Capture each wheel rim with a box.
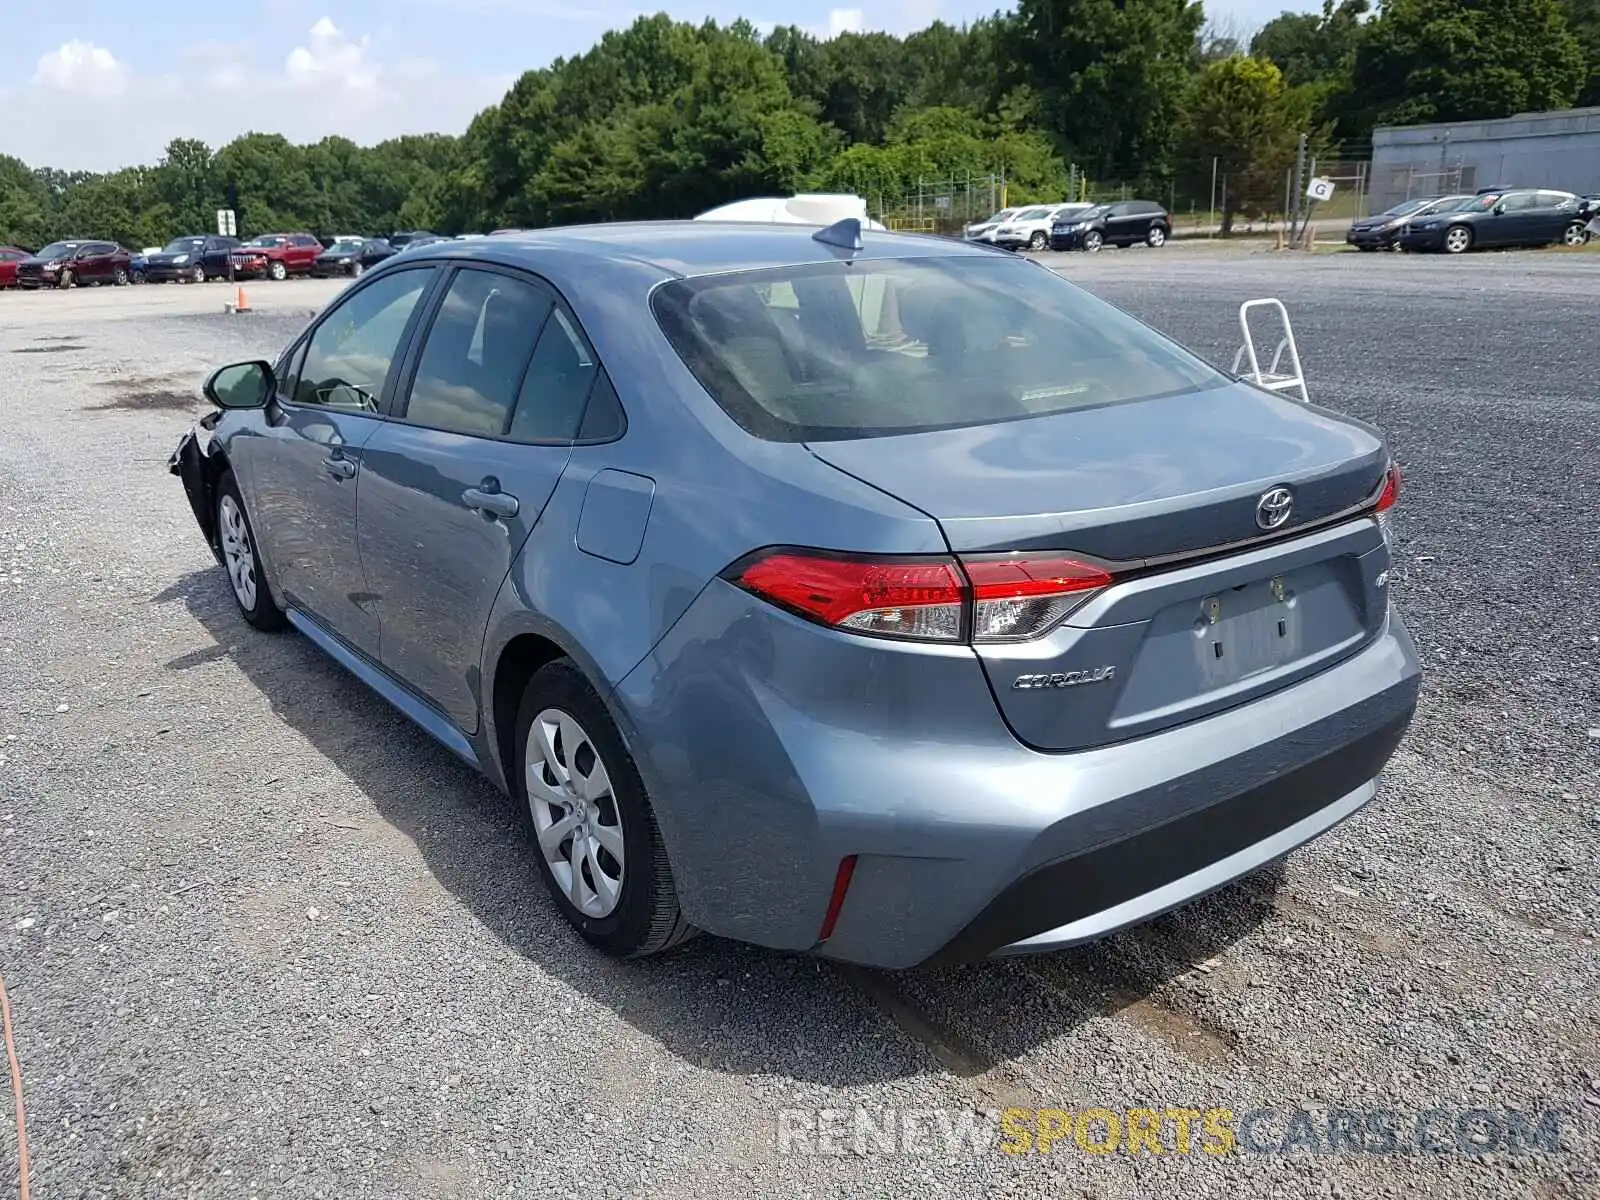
[1085,232,1102,251]
[1029,233,1045,250]
[352,262,364,277]
[115,269,127,285]
[218,494,258,610]
[193,266,206,283]
[271,262,286,279]
[59,271,72,288]
[526,708,625,918]
[1563,224,1586,247]
[1445,228,1469,253]
[1149,228,1165,246]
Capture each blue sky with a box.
[2,0,1317,170]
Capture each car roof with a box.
[395,220,1004,295]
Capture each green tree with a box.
[1346,0,1586,134]
[1010,0,1205,179]
[1180,55,1315,232]
[1250,0,1369,87]
[1558,0,1600,104]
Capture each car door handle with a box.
[322,455,357,480]
[462,488,519,519]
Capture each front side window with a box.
[653,256,1226,442]
[404,268,551,436]
[294,268,435,412]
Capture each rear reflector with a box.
[729,548,1116,643]
[817,855,858,942]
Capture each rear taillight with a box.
[963,555,1114,641]
[729,549,1113,644]
[733,552,966,641]
[1375,462,1401,513]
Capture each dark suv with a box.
[1050,201,1171,251]
[229,233,324,280]
[15,241,132,288]
[144,235,242,283]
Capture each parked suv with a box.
[992,205,1083,250]
[230,233,323,280]
[171,225,1417,970]
[144,235,243,283]
[1400,189,1586,254]
[1051,201,1171,251]
[15,241,132,288]
[963,208,1018,243]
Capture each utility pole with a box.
[1291,132,1307,243]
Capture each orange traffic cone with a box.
[235,285,250,312]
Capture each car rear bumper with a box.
[614,580,1421,969]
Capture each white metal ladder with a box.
[1231,298,1308,404]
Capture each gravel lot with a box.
[1,251,1596,1199]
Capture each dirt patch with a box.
[89,387,198,412]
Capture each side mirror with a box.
[1492,203,1506,216]
[204,361,275,410]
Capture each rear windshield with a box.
[652,256,1228,442]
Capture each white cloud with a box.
[31,39,128,96]
[0,18,512,171]
[828,8,865,35]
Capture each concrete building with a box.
[1369,107,1600,210]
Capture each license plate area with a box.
[1195,576,1301,686]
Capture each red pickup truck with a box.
[229,233,323,281]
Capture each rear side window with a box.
[404,268,551,437]
[507,307,600,442]
[652,256,1226,442]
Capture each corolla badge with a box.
[1013,667,1116,690]
[1255,486,1294,531]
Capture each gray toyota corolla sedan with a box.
[170,221,1419,969]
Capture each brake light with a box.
[963,556,1114,642]
[729,549,1114,643]
[1374,462,1401,513]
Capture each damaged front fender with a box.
[169,418,227,565]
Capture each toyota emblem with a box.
[1255,486,1294,530]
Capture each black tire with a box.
[268,260,288,281]
[1146,224,1167,248]
[1443,225,1473,255]
[113,267,129,286]
[1082,230,1104,252]
[191,264,207,284]
[1027,230,1047,251]
[1562,222,1589,248]
[514,660,694,958]
[57,269,74,289]
[214,471,286,632]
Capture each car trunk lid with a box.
[807,381,1393,751]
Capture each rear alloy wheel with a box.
[1146,225,1167,248]
[191,264,207,284]
[1083,230,1104,252]
[516,660,694,958]
[268,260,288,281]
[1562,222,1589,247]
[215,472,286,632]
[1027,231,1047,251]
[1443,226,1473,255]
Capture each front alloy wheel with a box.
[1083,230,1104,252]
[268,260,288,281]
[1027,231,1047,251]
[1443,226,1472,254]
[191,264,207,284]
[215,473,286,631]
